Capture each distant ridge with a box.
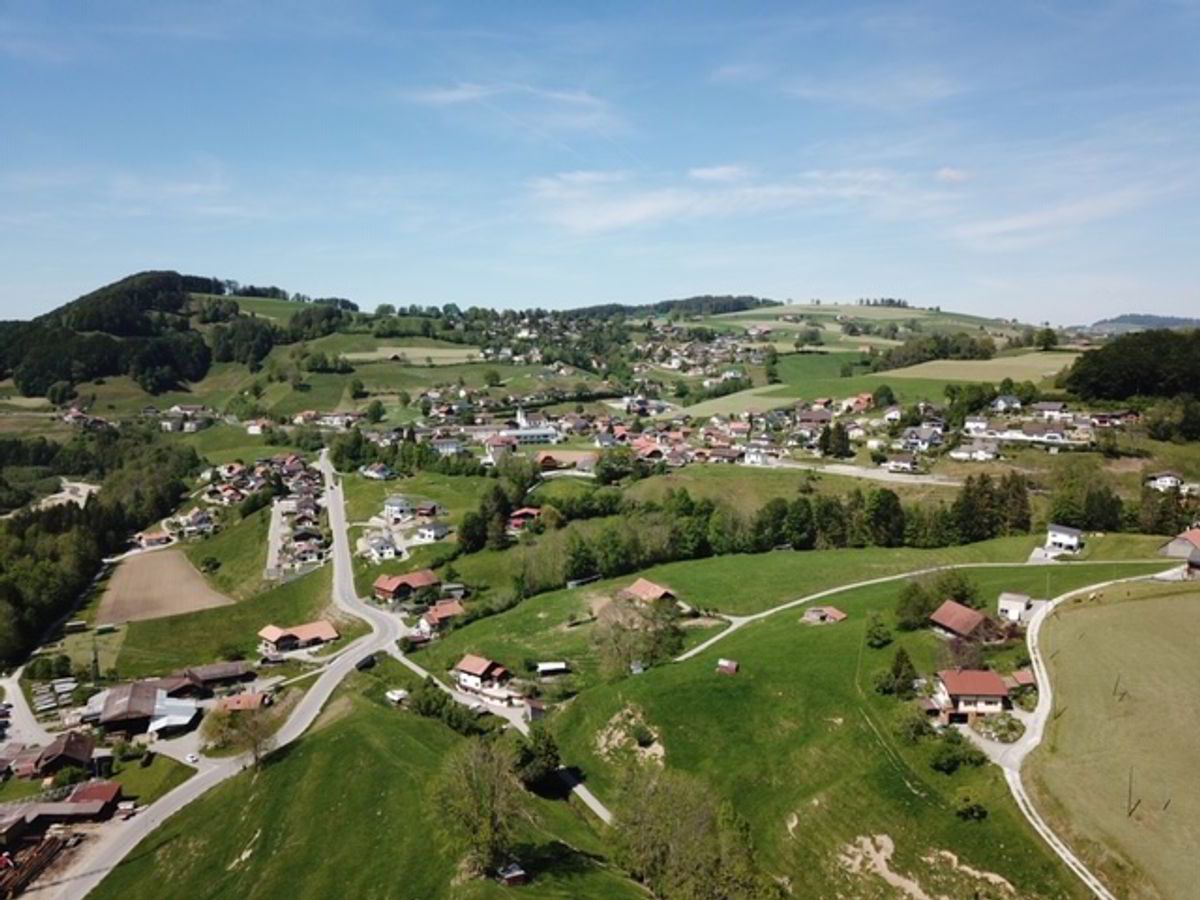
[1086,313,1200,333]
[562,294,779,318]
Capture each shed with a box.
[929,600,986,640]
[716,658,739,676]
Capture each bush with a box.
[973,712,1025,744]
[865,612,892,649]
[894,707,934,744]
[930,729,987,775]
[954,787,988,821]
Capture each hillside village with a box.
[1,276,1198,900]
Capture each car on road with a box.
[355,654,377,671]
[185,753,200,764]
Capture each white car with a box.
[185,753,200,764]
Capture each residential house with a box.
[949,441,999,462]
[884,454,917,474]
[1031,401,1069,421]
[257,620,340,654]
[991,395,1022,413]
[373,569,440,603]
[365,533,398,563]
[415,522,450,542]
[929,600,987,641]
[359,462,394,481]
[1146,471,1184,493]
[508,507,541,531]
[1045,523,1084,553]
[934,669,1009,723]
[883,406,903,424]
[416,600,466,638]
[453,654,511,693]
[34,732,95,777]
[383,495,413,523]
[996,592,1034,623]
[902,425,943,453]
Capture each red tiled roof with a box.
[424,600,466,625]
[69,781,121,805]
[938,669,1008,698]
[620,578,674,603]
[455,654,497,677]
[929,600,985,637]
[374,569,440,593]
[1176,528,1200,549]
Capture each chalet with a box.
[902,425,943,453]
[137,530,172,549]
[716,658,739,676]
[1146,471,1184,493]
[929,600,986,640]
[373,569,440,602]
[934,669,1009,723]
[417,599,466,638]
[1045,523,1084,553]
[1031,401,1069,421]
[453,654,511,693]
[415,502,442,518]
[1161,528,1200,559]
[257,620,340,653]
[618,578,675,604]
[803,606,847,625]
[508,507,541,531]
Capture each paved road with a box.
[0,667,53,746]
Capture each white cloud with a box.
[688,165,751,182]
[787,71,965,109]
[935,166,970,183]
[398,81,623,135]
[951,189,1150,250]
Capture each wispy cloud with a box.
[951,189,1151,250]
[688,164,751,183]
[787,71,966,109]
[935,166,971,184]
[528,166,937,233]
[399,81,623,136]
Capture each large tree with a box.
[432,737,525,877]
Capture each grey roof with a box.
[1048,523,1083,537]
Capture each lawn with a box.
[761,351,954,406]
[113,568,358,679]
[182,506,271,600]
[219,294,310,323]
[1026,581,1200,900]
[629,535,1043,616]
[91,676,643,900]
[624,464,957,515]
[172,425,279,467]
[111,754,194,805]
[550,564,1172,899]
[342,470,493,524]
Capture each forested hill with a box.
[1087,313,1200,333]
[563,294,779,319]
[0,271,348,399]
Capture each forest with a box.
[1064,328,1200,400]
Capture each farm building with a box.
[96,684,200,737]
[929,600,987,641]
[33,732,95,777]
[1161,528,1200,559]
[373,569,440,602]
[934,669,1009,723]
[803,606,847,625]
[257,620,340,654]
[716,658,739,676]
[1045,523,1084,553]
[618,578,675,604]
[996,592,1034,623]
[216,692,273,713]
[1145,471,1183,493]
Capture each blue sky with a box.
[2,1,1198,323]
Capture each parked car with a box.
[355,654,377,671]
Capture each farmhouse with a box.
[34,732,95,777]
[373,569,441,602]
[508,507,541,531]
[417,599,466,638]
[453,654,511,693]
[618,578,675,604]
[934,669,1009,723]
[803,606,848,625]
[1161,528,1200,559]
[1146,471,1184,493]
[929,600,986,640]
[1045,523,1084,553]
[257,620,340,653]
[97,683,200,736]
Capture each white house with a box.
[949,441,999,463]
[432,438,463,457]
[744,446,772,467]
[500,426,561,445]
[883,406,903,424]
[963,416,989,436]
[1146,471,1183,493]
[364,533,397,563]
[1046,523,1084,553]
[991,395,1022,413]
[934,669,1009,723]
[1032,401,1069,421]
[383,495,413,523]
[415,522,450,543]
[884,454,917,474]
[453,654,510,693]
[997,592,1033,623]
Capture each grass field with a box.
[172,425,279,467]
[548,564,1172,899]
[182,506,271,600]
[111,754,194,805]
[113,568,354,679]
[343,343,483,364]
[92,668,643,900]
[1026,581,1200,900]
[343,470,492,524]
[624,464,957,514]
[886,351,1079,384]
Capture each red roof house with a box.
[929,600,986,640]
[373,569,441,602]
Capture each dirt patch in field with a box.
[96,548,234,624]
[1103,457,1145,474]
[595,706,665,765]
[839,835,933,900]
[921,850,1015,894]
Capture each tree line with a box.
[870,332,996,372]
[1065,328,1200,400]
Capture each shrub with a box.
[894,707,934,744]
[973,712,1025,744]
[954,787,988,821]
[930,729,987,774]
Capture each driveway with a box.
[772,457,963,487]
